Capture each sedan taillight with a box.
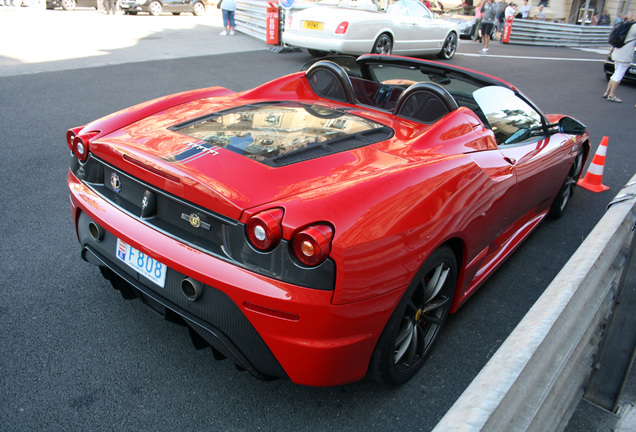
[246,208,284,251]
[335,22,349,34]
[293,224,333,266]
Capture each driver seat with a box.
[394,82,458,123]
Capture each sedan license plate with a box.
[116,239,167,288]
[629,67,636,75]
[302,20,324,31]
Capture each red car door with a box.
[473,86,571,224]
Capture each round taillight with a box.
[293,224,333,266]
[73,135,90,162]
[66,127,82,152]
[72,132,97,163]
[246,208,284,251]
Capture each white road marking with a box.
[457,53,607,62]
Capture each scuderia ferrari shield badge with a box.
[181,212,210,230]
[110,172,121,193]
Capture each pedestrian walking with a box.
[105,0,117,15]
[603,16,636,103]
[479,0,498,54]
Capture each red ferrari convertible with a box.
[67,55,589,387]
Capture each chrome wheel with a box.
[372,34,393,55]
[437,33,457,59]
[61,0,75,10]
[193,1,205,16]
[490,25,498,41]
[149,0,162,15]
[369,247,456,385]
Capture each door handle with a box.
[504,156,516,165]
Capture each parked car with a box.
[604,48,636,82]
[46,0,97,10]
[120,0,207,15]
[440,6,498,40]
[67,54,589,387]
[282,0,460,59]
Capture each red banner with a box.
[266,2,279,45]
[502,16,513,44]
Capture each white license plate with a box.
[630,67,636,75]
[116,239,167,288]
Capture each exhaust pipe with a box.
[181,277,203,302]
[88,221,105,242]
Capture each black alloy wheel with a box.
[372,34,393,55]
[437,32,458,59]
[549,148,585,218]
[368,246,457,385]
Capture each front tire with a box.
[549,148,585,218]
[368,246,457,385]
[372,33,393,55]
[148,0,162,15]
[437,32,457,59]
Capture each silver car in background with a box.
[282,0,460,59]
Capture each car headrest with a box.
[305,60,357,105]
[394,82,458,123]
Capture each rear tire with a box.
[192,1,205,16]
[60,0,75,10]
[372,33,393,55]
[437,32,457,59]
[368,246,457,385]
[149,0,162,15]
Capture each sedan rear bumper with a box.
[282,31,370,55]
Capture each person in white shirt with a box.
[603,17,636,103]
[518,0,530,18]
[536,5,546,21]
[504,2,516,19]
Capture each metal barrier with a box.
[235,0,270,41]
[507,19,612,47]
[433,173,636,432]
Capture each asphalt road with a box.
[1,7,635,432]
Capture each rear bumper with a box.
[68,169,399,386]
[120,3,146,12]
[282,31,369,55]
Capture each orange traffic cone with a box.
[578,136,610,193]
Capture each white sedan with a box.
[282,0,460,59]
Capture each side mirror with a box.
[558,117,587,135]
